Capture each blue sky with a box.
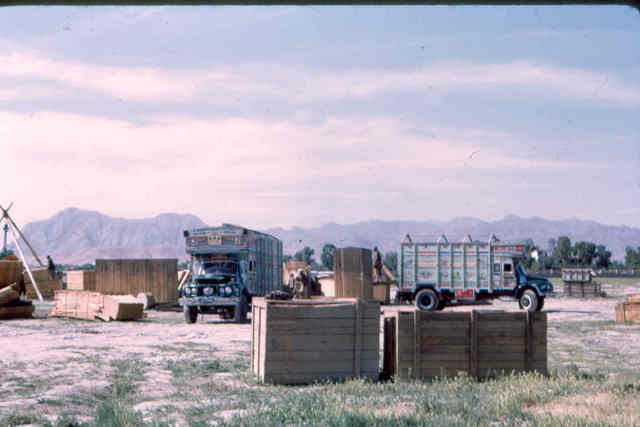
[1,5,638,230]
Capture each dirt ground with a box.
[1,280,639,424]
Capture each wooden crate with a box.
[24,269,62,299]
[564,281,601,297]
[383,310,547,380]
[561,268,592,283]
[251,297,380,384]
[0,260,22,286]
[96,259,178,304]
[49,290,144,321]
[66,270,97,291]
[334,248,373,300]
[616,303,640,323]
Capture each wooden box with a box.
[49,290,144,321]
[334,248,373,300]
[24,268,62,299]
[561,268,592,283]
[616,302,640,323]
[0,260,22,286]
[251,298,380,384]
[383,310,547,380]
[564,281,601,298]
[96,259,178,303]
[66,270,97,291]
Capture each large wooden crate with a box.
[96,259,178,304]
[24,268,62,299]
[334,248,373,300]
[383,310,547,380]
[66,270,97,291]
[0,260,22,286]
[616,302,640,323]
[564,281,601,297]
[252,297,380,384]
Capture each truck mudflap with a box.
[179,296,240,307]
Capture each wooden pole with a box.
[8,223,43,301]
[0,207,45,268]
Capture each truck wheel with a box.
[415,288,439,311]
[234,294,249,323]
[536,297,545,312]
[519,289,539,313]
[436,298,447,311]
[184,305,198,324]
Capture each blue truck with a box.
[396,235,555,312]
[180,224,283,323]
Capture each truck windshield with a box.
[194,261,237,276]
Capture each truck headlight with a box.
[225,286,232,296]
[203,287,214,296]
[183,287,191,296]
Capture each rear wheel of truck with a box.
[519,289,539,313]
[184,305,198,324]
[234,294,249,323]
[415,288,439,311]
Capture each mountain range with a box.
[7,208,640,265]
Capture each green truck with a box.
[180,224,283,323]
[396,235,555,312]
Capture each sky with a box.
[1,5,639,230]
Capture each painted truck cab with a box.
[179,224,283,324]
[398,235,555,312]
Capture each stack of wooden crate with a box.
[251,297,380,384]
[615,294,640,323]
[562,268,601,297]
[334,248,374,300]
[383,310,547,380]
[0,283,35,319]
[95,259,178,304]
[24,268,62,299]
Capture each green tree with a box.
[383,252,398,278]
[321,244,336,271]
[294,246,315,266]
[553,236,572,267]
[625,247,640,269]
[573,241,597,266]
[594,245,612,269]
[283,254,293,263]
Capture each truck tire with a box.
[519,289,539,313]
[234,294,249,323]
[536,296,545,312]
[415,288,439,311]
[436,298,447,311]
[184,305,198,324]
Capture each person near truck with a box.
[47,255,56,280]
[373,246,383,283]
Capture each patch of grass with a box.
[166,359,229,379]
[152,341,216,353]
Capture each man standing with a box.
[373,247,383,283]
[47,255,56,280]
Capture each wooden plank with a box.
[265,358,379,375]
[266,305,379,320]
[417,324,470,336]
[478,352,527,362]
[0,304,34,319]
[470,310,478,378]
[267,334,379,352]
[478,360,526,370]
[476,312,524,321]
[420,335,470,345]
[417,312,470,322]
[263,371,379,385]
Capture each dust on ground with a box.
[1,280,639,424]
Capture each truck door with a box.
[503,259,516,289]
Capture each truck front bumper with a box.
[179,296,240,307]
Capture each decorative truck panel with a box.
[400,241,526,292]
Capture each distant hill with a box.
[13,208,206,265]
[10,209,640,265]
[266,215,640,262]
